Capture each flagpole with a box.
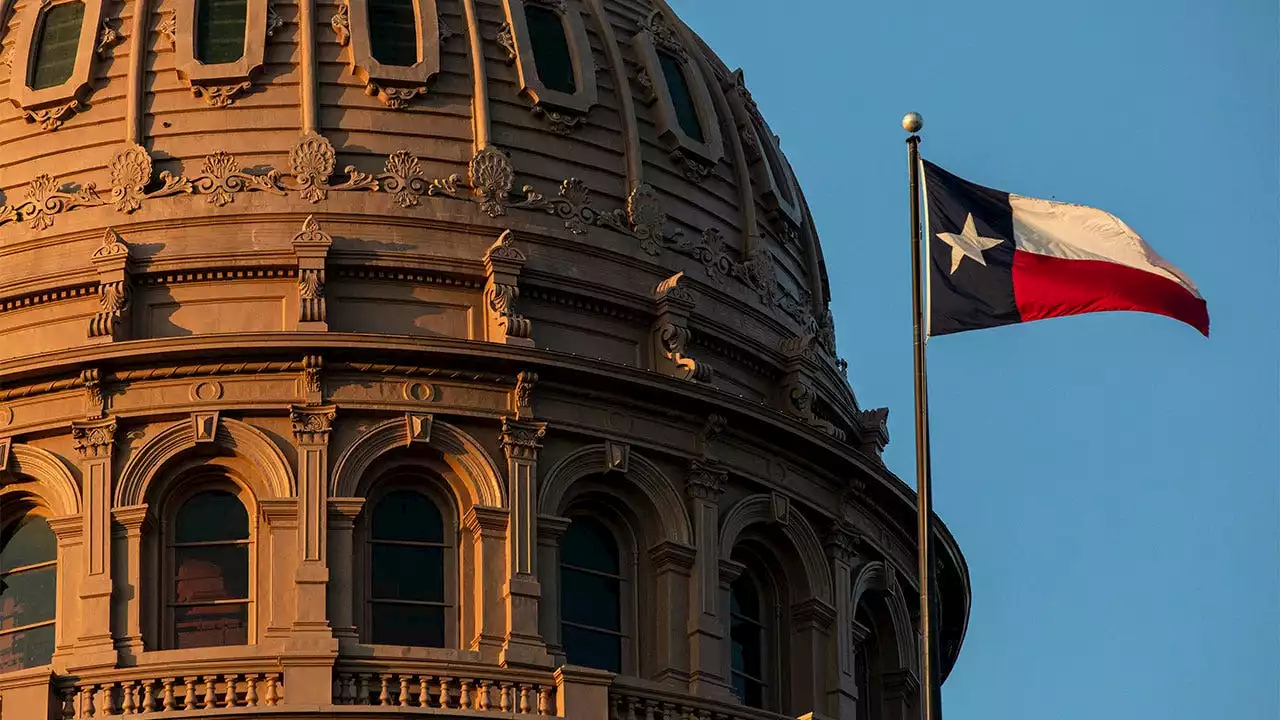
[904,111,942,720]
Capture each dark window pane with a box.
[175,490,249,543]
[560,518,619,574]
[196,0,247,64]
[731,673,765,709]
[1,516,56,572]
[175,545,249,603]
[658,51,703,143]
[370,602,445,647]
[0,566,56,628]
[561,624,620,673]
[730,614,762,676]
[368,0,419,67]
[730,576,760,621]
[29,2,84,90]
[0,623,55,672]
[173,602,248,649]
[525,4,575,94]
[370,544,444,602]
[561,567,620,631]
[372,490,444,543]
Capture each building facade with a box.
[0,1,969,718]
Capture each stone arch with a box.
[538,444,691,546]
[1,444,81,516]
[115,418,295,508]
[330,417,506,509]
[851,560,917,673]
[719,494,833,605]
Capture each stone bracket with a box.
[484,231,534,346]
[651,272,710,382]
[293,216,333,331]
[88,229,131,342]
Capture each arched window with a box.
[196,0,248,65]
[28,1,85,90]
[367,489,449,647]
[524,4,574,94]
[657,50,703,143]
[729,572,768,708]
[170,489,251,649]
[0,514,56,671]
[367,0,419,67]
[559,517,623,673]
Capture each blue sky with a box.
[668,1,1279,718]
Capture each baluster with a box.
[438,676,452,709]
[459,679,473,710]
[660,701,675,720]
[398,675,411,707]
[500,682,514,712]
[626,696,640,720]
[418,676,430,707]
[140,680,155,714]
[264,674,281,707]
[378,674,392,706]
[98,683,115,717]
[182,678,196,710]
[345,674,357,705]
[223,674,239,707]
[78,686,92,720]
[539,685,553,715]
[519,684,533,714]
[357,674,371,705]
[121,681,136,715]
[58,687,75,719]
[160,679,175,712]
[200,676,216,709]
[643,698,658,720]
[477,680,492,711]
[246,674,260,707]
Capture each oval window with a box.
[657,51,703,143]
[369,0,420,67]
[196,0,248,65]
[525,4,575,94]
[28,2,85,91]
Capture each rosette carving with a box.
[627,184,666,255]
[470,147,515,218]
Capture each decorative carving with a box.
[293,216,333,325]
[639,10,686,60]
[290,133,337,202]
[0,438,9,473]
[514,371,538,419]
[627,184,666,255]
[654,272,695,305]
[531,104,583,135]
[81,369,105,420]
[191,81,253,107]
[109,145,152,213]
[405,413,433,444]
[771,492,791,525]
[266,2,285,36]
[291,405,337,444]
[192,412,221,443]
[657,322,711,382]
[380,150,464,208]
[438,17,456,41]
[301,355,324,399]
[500,418,546,461]
[24,101,81,131]
[855,407,890,455]
[686,459,727,501]
[97,21,123,56]
[72,417,117,459]
[497,22,517,62]
[188,151,288,206]
[470,147,515,218]
[816,309,837,356]
[695,414,726,459]
[89,229,131,339]
[603,440,630,473]
[157,11,177,49]
[486,284,532,341]
[635,69,654,99]
[366,81,427,109]
[486,229,527,263]
[331,3,351,45]
[671,149,713,182]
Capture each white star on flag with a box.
[936,213,1004,274]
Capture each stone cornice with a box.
[111,504,152,532]
[648,540,696,571]
[463,505,509,536]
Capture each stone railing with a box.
[608,677,792,720]
[55,668,283,718]
[333,660,558,714]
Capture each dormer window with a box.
[28,1,85,91]
[369,0,419,67]
[196,0,248,65]
[524,4,574,94]
[657,50,703,143]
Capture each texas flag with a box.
[923,160,1209,337]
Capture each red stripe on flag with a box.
[1012,250,1210,336]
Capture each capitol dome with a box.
[0,1,968,718]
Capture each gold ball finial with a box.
[902,112,923,133]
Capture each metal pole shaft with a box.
[907,134,941,720]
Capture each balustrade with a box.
[608,683,792,720]
[57,672,282,718]
[332,667,555,714]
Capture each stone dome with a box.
[0,0,968,717]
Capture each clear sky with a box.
[668,1,1279,718]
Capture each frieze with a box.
[514,371,538,419]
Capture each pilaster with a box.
[288,403,338,645]
[685,459,731,697]
[826,523,860,718]
[463,504,510,660]
[326,497,365,645]
[70,415,118,669]
[110,504,152,661]
[650,540,695,684]
[47,515,83,667]
[498,417,550,667]
[535,514,571,664]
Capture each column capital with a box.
[463,505,509,537]
[719,557,746,584]
[259,498,299,525]
[648,540,696,572]
[71,417,117,459]
[685,458,727,501]
[537,514,572,543]
[46,514,82,542]
[327,497,365,524]
[111,504,152,534]
[881,668,921,700]
[791,597,837,630]
[500,418,546,460]
[825,522,862,564]
[290,404,336,445]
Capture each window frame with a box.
[173,0,271,107]
[0,509,58,672]
[335,0,442,109]
[162,481,257,651]
[557,512,636,675]
[631,10,723,174]
[358,478,459,649]
[749,119,804,229]
[729,571,771,709]
[500,0,598,125]
[5,0,106,130]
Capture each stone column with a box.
[790,597,836,717]
[463,505,509,660]
[259,498,300,640]
[650,541,695,684]
[326,497,364,646]
[70,416,118,669]
[499,418,551,667]
[110,505,150,661]
[826,526,859,718]
[536,514,571,665]
[685,460,731,697]
[47,515,83,664]
[285,403,338,703]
